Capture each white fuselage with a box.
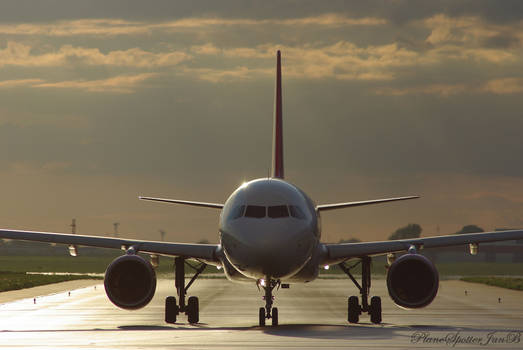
[219,178,320,280]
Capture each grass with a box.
[0,255,521,276]
[0,255,520,293]
[460,276,523,291]
[0,255,120,273]
[0,271,102,293]
[0,255,221,275]
[320,261,523,277]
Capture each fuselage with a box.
[219,178,320,280]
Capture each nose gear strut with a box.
[257,277,279,326]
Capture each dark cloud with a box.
[1,0,523,24]
[481,34,522,49]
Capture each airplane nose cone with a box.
[221,228,314,279]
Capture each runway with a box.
[0,277,521,349]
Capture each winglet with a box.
[272,50,284,179]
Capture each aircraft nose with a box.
[222,227,314,279]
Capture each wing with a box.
[0,228,220,262]
[323,229,523,264]
[139,196,224,209]
[316,196,419,211]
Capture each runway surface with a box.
[0,277,521,349]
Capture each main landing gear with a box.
[257,278,279,327]
[165,257,207,324]
[338,256,382,324]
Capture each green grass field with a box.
[320,261,523,276]
[0,255,521,293]
[0,271,102,292]
[0,255,221,275]
[0,256,521,276]
[460,276,523,291]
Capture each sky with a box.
[0,0,522,243]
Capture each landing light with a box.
[469,243,479,255]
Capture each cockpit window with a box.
[268,205,289,218]
[244,205,266,218]
[289,205,306,219]
[228,205,245,220]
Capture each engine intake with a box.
[386,253,439,309]
[104,254,157,310]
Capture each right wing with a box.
[316,196,419,211]
[323,229,523,264]
[0,228,220,262]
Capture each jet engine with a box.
[104,254,157,310]
[386,253,439,309]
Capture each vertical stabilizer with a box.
[272,50,284,179]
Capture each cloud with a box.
[33,73,158,93]
[0,74,157,93]
[375,78,523,96]
[181,66,272,83]
[0,78,45,88]
[1,14,521,86]
[0,19,151,37]
[162,14,386,29]
[423,14,523,48]
[0,42,190,68]
[188,42,420,81]
[481,77,523,94]
[375,83,469,97]
[0,14,387,37]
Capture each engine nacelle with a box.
[104,254,157,310]
[386,253,439,309]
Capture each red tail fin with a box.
[272,50,284,179]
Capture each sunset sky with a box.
[1,0,522,243]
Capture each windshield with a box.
[244,205,266,218]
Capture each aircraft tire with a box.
[187,296,199,324]
[348,296,360,323]
[259,307,266,326]
[370,296,382,324]
[272,307,279,326]
[165,296,178,324]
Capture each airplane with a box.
[1,51,523,327]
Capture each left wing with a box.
[0,228,220,262]
[139,196,224,209]
[323,229,523,264]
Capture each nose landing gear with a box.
[257,278,279,326]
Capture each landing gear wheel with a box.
[187,296,199,324]
[259,307,266,326]
[348,296,360,324]
[370,296,382,324]
[272,307,279,326]
[165,296,178,324]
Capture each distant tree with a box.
[338,238,361,243]
[455,225,484,234]
[388,224,422,240]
